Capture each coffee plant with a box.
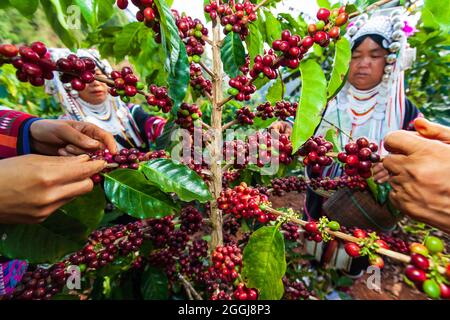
[0,0,449,301]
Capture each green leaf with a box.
[0,1,11,9]
[141,266,169,300]
[266,76,283,104]
[154,0,182,72]
[327,38,351,100]
[316,0,331,9]
[154,0,189,111]
[9,0,39,16]
[104,169,177,219]
[0,186,105,263]
[113,22,145,60]
[423,0,450,33]
[264,11,282,44]
[291,60,327,153]
[40,0,79,49]
[367,178,380,202]
[324,128,341,153]
[141,158,212,203]
[245,23,264,68]
[345,4,358,14]
[95,0,116,27]
[221,32,246,78]
[168,41,190,113]
[74,0,94,26]
[242,226,286,300]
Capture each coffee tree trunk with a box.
[209,10,224,248]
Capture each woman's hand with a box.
[383,130,450,233]
[269,121,292,136]
[0,154,106,224]
[30,119,118,156]
[372,162,390,184]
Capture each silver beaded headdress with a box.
[346,7,416,81]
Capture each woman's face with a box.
[348,37,388,90]
[78,69,109,105]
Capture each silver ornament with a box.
[386,54,397,64]
[394,22,404,31]
[355,20,364,28]
[348,26,358,36]
[392,16,403,25]
[392,30,404,41]
[384,65,394,74]
[359,14,369,22]
[63,83,72,91]
[389,42,401,53]
[391,9,403,17]
[382,74,391,82]
[70,90,79,98]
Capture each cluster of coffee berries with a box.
[270,175,368,196]
[147,149,169,160]
[249,49,278,80]
[10,221,144,300]
[173,12,208,62]
[256,102,276,120]
[223,170,241,187]
[85,222,145,265]
[261,101,298,120]
[179,239,209,282]
[5,43,57,87]
[89,148,148,183]
[337,138,380,178]
[56,54,98,91]
[146,84,173,113]
[217,182,274,223]
[204,0,257,40]
[239,55,250,75]
[236,106,256,125]
[223,216,241,244]
[108,67,144,103]
[272,30,305,69]
[117,0,163,42]
[145,215,175,247]
[282,222,301,241]
[190,64,212,96]
[275,101,297,120]
[223,139,248,169]
[148,231,190,273]
[273,133,294,165]
[308,7,349,46]
[9,263,67,300]
[344,226,410,254]
[299,136,334,177]
[176,103,202,132]
[233,283,258,300]
[246,131,293,166]
[342,229,389,269]
[303,221,324,243]
[207,244,242,283]
[223,132,294,169]
[179,206,203,234]
[283,277,313,300]
[405,238,449,299]
[228,75,256,101]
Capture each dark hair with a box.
[352,34,388,52]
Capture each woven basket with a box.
[323,187,402,233]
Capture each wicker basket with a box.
[322,187,402,233]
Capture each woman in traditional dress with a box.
[46,49,166,152]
